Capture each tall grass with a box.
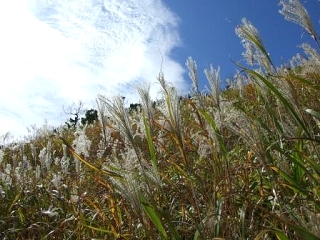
[1,0,320,239]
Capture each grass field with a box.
[1,1,320,239]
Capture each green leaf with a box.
[288,223,320,240]
[141,198,168,240]
[255,229,289,240]
[271,166,310,195]
[143,114,158,170]
[193,229,200,240]
[274,231,290,240]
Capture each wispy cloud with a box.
[0,0,188,138]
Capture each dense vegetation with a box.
[1,0,320,239]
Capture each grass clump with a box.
[1,0,320,239]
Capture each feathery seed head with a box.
[72,128,91,158]
[204,64,221,106]
[236,18,273,72]
[186,57,199,93]
[279,0,319,43]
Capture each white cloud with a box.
[0,0,188,138]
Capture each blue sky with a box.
[0,0,319,139]
[164,0,320,89]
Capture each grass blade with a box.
[198,109,227,156]
[58,136,123,178]
[243,68,310,137]
[305,109,320,119]
[140,197,168,240]
[270,166,310,195]
[143,114,158,170]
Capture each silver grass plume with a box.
[279,0,319,47]
[300,43,320,66]
[186,57,199,94]
[99,95,134,145]
[98,95,141,163]
[235,18,275,73]
[137,84,154,132]
[204,64,221,109]
[158,72,183,142]
[98,95,150,172]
